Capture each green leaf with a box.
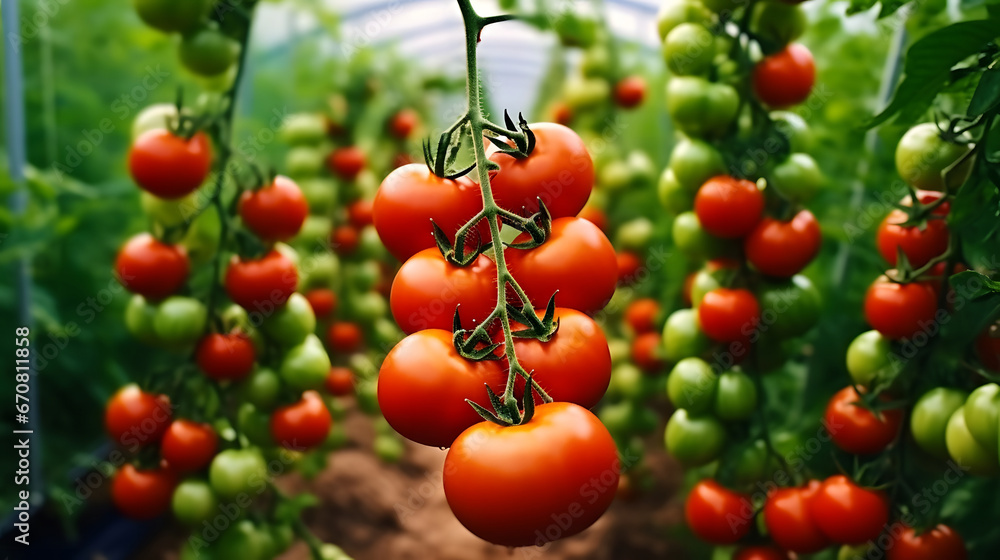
[877,0,911,18]
[274,492,320,521]
[950,270,1000,298]
[969,67,1000,116]
[845,0,880,15]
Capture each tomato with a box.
[179,27,239,76]
[734,546,791,560]
[346,198,375,229]
[663,23,715,76]
[506,217,617,315]
[237,403,274,447]
[751,2,806,46]
[771,111,811,152]
[763,481,830,554]
[153,296,207,346]
[911,387,967,458]
[669,137,726,192]
[242,368,281,410]
[964,383,1000,452]
[373,164,490,262]
[326,321,364,354]
[577,205,608,233]
[658,168,694,214]
[607,363,652,400]
[630,332,664,373]
[238,175,308,242]
[885,524,967,560]
[617,251,643,286]
[196,332,256,381]
[327,146,366,180]
[105,384,171,446]
[809,475,888,545]
[171,479,218,526]
[714,370,757,421]
[895,123,973,190]
[389,108,419,139]
[694,176,764,238]
[945,406,999,475]
[673,211,732,260]
[729,439,769,487]
[698,288,760,343]
[325,367,355,397]
[112,464,177,519]
[181,204,222,265]
[279,334,332,391]
[685,479,752,544]
[625,298,661,334]
[486,123,594,219]
[378,329,507,448]
[564,77,611,110]
[225,250,298,311]
[510,307,611,409]
[616,217,655,251]
[667,357,718,413]
[753,44,815,108]
[745,210,821,278]
[663,308,712,361]
[656,0,712,39]
[115,233,189,300]
[161,420,218,473]
[133,0,210,33]
[614,75,646,108]
[863,277,938,340]
[208,448,267,499]
[667,76,740,138]
[877,203,949,269]
[845,330,896,387]
[330,224,360,255]
[129,129,212,199]
[215,520,266,560]
[270,390,331,450]
[304,288,336,318]
[279,113,326,145]
[389,248,497,334]
[443,402,618,547]
[758,275,821,339]
[125,294,160,344]
[286,146,326,177]
[665,409,726,466]
[824,386,902,455]
[769,153,822,202]
[261,292,316,348]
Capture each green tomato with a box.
[911,389,967,459]
[241,368,282,410]
[355,379,381,415]
[344,291,388,323]
[729,439,768,487]
[714,370,757,421]
[845,330,897,387]
[371,317,403,350]
[658,168,694,214]
[345,261,381,293]
[838,544,877,560]
[179,26,239,77]
[261,293,316,348]
[626,151,657,188]
[963,383,1000,453]
[356,226,387,260]
[672,211,729,260]
[153,296,207,346]
[285,146,326,178]
[945,407,1000,475]
[690,268,722,308]
[701,0,741,12]
[657,0,713,39]
[125,294,160,344]
[757,275,821,340]
[132,103,179,139]
[598,160,634,192]
[663,23,715,76]
[374,434,406,463]
[280,113,327,146]
[298,252,341,291]
[274,242,301,269]
[319,543,352,560]
[238,403,275,447]
[293,216,332,249]
[750,2,806,47]
[667,357,718,413]
[665,409,726,467]
[666,77,740,138]
[141,191,202,228]
[209,448,268,500]
[895,123,973,190]
[580,46,613,79]
[609,363,651,401]
[564,78,611,110]
[132,0,211,33]
[215,520,265,560]
[769,153,822,203]
[608,338,632,366]
[298,178,337,215]
[553,11,598,48]
[182,205,222,266]
[279,334,331,390]
[172,479,218,526]
[770,111,811,152]
[271,523,295,553]
[662,308,711,362]
[616,218,655,251]
[669,137,726,192]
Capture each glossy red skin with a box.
[625,298,661,334]
[510,307,612,409]
[685,479,753,545]
[825,386,902,455]
[864,277,938,340]
[325,367,355,396]
[104,385,172,445]
[975,328,1000,372]
[347,198,375,228]
[809,475,888,545]
[389,109,419,139]
[614,76,646,108]
[745,210,821,277]
[753,44,815,108]
[327,146,366,180]
[877,199,949,268]
[224,250,298,311]
[112,465,177,519]
[270,391,332,449]
[390,248,497,334]
[160,420,218,472]
[487,122,594,218]
[577,205,609,233]
[128,129,211,199]
[617,251,643,286]
[377,329,507,448]
[326,322,364,353]
[763,481,831,554]
[695,176,765,238]
[734,546,791,560]
[239,175,308,241]
[886,524,967,560]
[373,164,491,262]
[195,333,256,381]
[304,288,337,318]
[698,288,761,343]
[443,402,619,547]
[507,217,617,314]
[331,225,360,255]
[631,332,665,373]
[115,233,189,300]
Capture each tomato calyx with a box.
[483,110,537,159]
[508,293,560,343]
[467,374,539,427]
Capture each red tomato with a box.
[128,129,211,199]
[734,546,791,560]
[377,329,507,448]
[389,109,419,139]
[325,366,355,396]
[331,224,360,255]
[239,175,308,242]
[685,479,753,544]
[631,332,665,373]
[744,210,821,277]
[694,176,765,239]
[373,164,490,262]
[327,146,366,180]
[614,75,646,109]
[507,217,618,314]
[195,332,256,381]
[682,272,696,307]
[104,384,172,446]
[877,197,949,268]
[347,198,375,228]
[443,402,619,547]
[304,288,337,318]
[698,288,760,343]
[390,248,498,334]
[115,233,189,300]
[864,276,938,340]
[763,481,830,554]
[577,205,608,233]
[160,419,218,472]
[487,122,594,219]
[824,386,901,455]
[326,321,364,354]
[224,250,298,311]
[551,102,572,126]
[270,390,332,449]
[625,298,661,334]
[808,475,888,545]
[753,44,815,108]
[976,328,1000,372]
[617,251,643,286]
[886,524,966,560]
[112,464,177,519]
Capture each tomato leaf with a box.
[968,67,1000,117]
[949,270,1000,298]
[274,492,320,522]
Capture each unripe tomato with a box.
[863,277,938,340]
[656,0,712,39]
[667,357,718,413]
[209,448,268,500]
[672,211,731,261]
[665,409,726,466]
[895,123,973,190]
[171,479,218,526]
[663,308,712,362]
[698,288,760,343]
[327,146,366,180]
[825,386,901,455]
[751,2,806,46]
[845,330,896,387]
[769,153,822,202]
[286,146,326,177]
[279,334,331,391]
[241,368,282,410]
[261,292,316,348]
[105,384,171,446]
[757,274,821,339]
[133,0,211,34]
[753,44,815,108]
[161,420,218,472]
[225,250,298,311]
[663,23,715,76]
[714,370,757,421]
[140,190,200,228]
[808,475,888,545]
[125,294,160,344]
[179,26,239,77]
[945,406,999,475]
[744,210,821,277]
[963,383,1000,453]
[658,168,694,214]
[279,113,326,145]
[667,77,740,137]
[910,387,967,458]
[669,137,727,193]
[129,129,212,199]
[115,233,189,300]
[729,440,769,488]
[614,75,646,108]
[685,479,753,544]
[695,176,764,238]
[112,464,177,519]
[196,332,256,381]
[271,391,332,449]
[771,111,811,152]
[153,296,207,346]
[239,176,308,242]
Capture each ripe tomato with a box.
[510,307,611,409]
[808,475,888,545]
[614,75,646,108]
[112,464,177,520]
[694,176,764,238]
[685,479,752,544]
[377,329,507,448]
[507,217,617,314]
[325,367,355,396]
[390,248,497,334]
[825,386,901,455]
[886,524,967,560]
[346,198,375,228]
[105,385,171,446]
[304,288,337,318]
[373,164,490,262]
[617,251,643,286]
[326,321,363,354]
[753,43,815,108]
[115,233,189,300]
[763,481,830,554]
[625,298,661,334]
[224,250,298,311]
[160,420,218,472]
[577,205,608,233]
[129,129,212,199]
[876,193,949,267]
[895,123,973,191]
[331,224,360,255]
[734,546,790,560]
[327,146,366,180]
[745,210,821,277]
[698,288,760,343]
[388,108,419,139]
[270,390,332,449]
[550,101,572,125]
[196,332,256,381]
[864,277,938,340]
[239,175,308,242]
[631,332,665,373]
[443,402,619,547]
[486,122,594,219]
